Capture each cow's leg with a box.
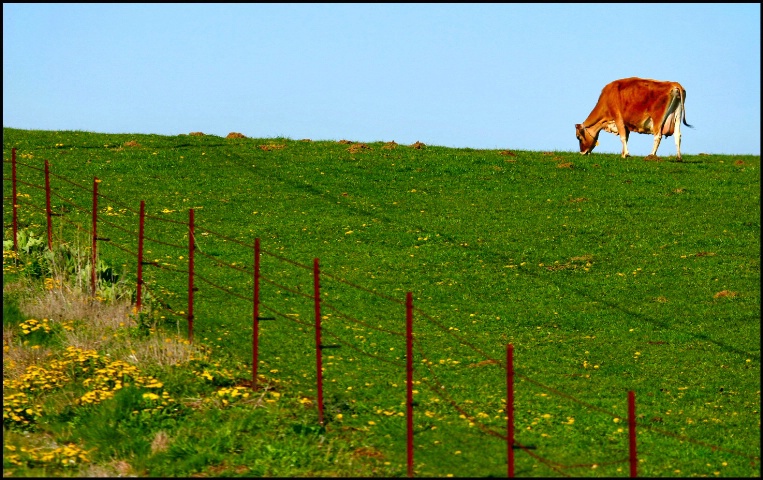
[650,133,662,157]
[673,107,683,161]
[616,119,630,158]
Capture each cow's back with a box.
[600,78,682,133]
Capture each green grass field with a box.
[3,127,760,477]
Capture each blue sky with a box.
[3,3,760,155]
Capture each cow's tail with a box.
[679,87,693,128]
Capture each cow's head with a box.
[575,124,598,154]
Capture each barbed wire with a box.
[260,274,313,301]
[414,307,502,365]
[96,214,139,238]
[142,212,189,226]
[416,347,630,474]
[47,169,92,192]
[14,198,46,215]
[320,270,406,305]
[141,233,186,251]
[92,190,141,215]
[637,423,760,462]
[13,178,46,194]
[194,225,252,249]
[47,190,94,216]
[261,248,313,270]
[320,326,406,369]
[321,301,405,337]
[5,158,42,170]
[101,238,138,258]
[259,302,314,329]
[193,271,251,303]
[195,247,251,275]
[140,282,187,320]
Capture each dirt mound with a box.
[382,141,398,150]
[499,150,516,156]
[189,132,204,136]
[226,132,246,139]
[410,141,426,149]
[123,141,140,147]
[348,143,371,154]
[338,139,353,144]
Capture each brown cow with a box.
[575,77,692,160]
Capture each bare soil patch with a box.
[259,144,286,152]
[713,290,738,299]
[348,143,371,154]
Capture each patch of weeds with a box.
[3,229,135,303]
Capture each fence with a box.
[3,147,760,477]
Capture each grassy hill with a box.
[3,127,760,477]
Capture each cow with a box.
[575,77,692,160]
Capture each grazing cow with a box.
[575,77,692,160]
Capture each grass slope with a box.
[3,128,760,477]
